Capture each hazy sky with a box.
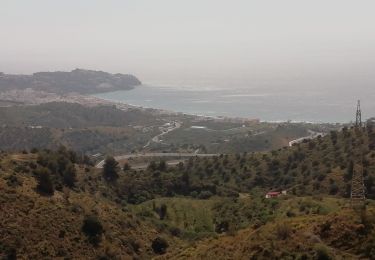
[1,0,375,85]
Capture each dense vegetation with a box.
[0,102,159,153]
[1,126,375,259]
[0,102,157,128]
[107,126,375,205]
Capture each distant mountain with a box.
[0,69,141,94]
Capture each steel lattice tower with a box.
[355,100,362,127]
[350,100,366,208]
[351,163,366,207]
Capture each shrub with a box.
[151,237,169,254]
[314,244,333,260]
[198,190,213,199]
[123,162,131,172]
[286,210,296,218]
[82,215,104,245]
[169,226,182,237]
[159,204,167,220]
[275,222,292,240]
[215,220,230,233]
[6,174,22,187]
[190,191,198,198]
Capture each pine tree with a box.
[103,156,119,181]
[36,167,54,195]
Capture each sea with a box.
[94,82,375,123]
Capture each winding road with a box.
[95,152,217,168]
[143,121,182,148]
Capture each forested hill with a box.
[1,127,375,259]
[0,102,160,153]
[119,125,375,204]
[0,102,155,128]
[0,69,141,94]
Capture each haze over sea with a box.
[95,79,375,123]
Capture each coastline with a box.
[93,91,343,125]
[0,88,344,125]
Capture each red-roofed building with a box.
[265,190,287,198]
[265,191,280,198]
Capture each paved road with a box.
[143,121,182,148]
[130,159,186,170]
[95,152,218,168]
[288,130,326,146]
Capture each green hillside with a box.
[1,126,375,259]
[114,126,375,204]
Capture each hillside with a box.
[0,126,375,259]
[0,150,182,259]
[0,102,161,153]
[0,69,141,94]
[112,126,375,205]
[161,205,375,259]
[0,101,336,156]
[0,102,157,128]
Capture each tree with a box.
[63,162,77,187]
[103,156,119,181]
[330,131,338,145]
[36,167,54,195]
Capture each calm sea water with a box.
[94,84,375,123]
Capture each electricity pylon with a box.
[350,100,366,208]
[355,100,362,127]
[350,163,366,208]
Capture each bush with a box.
[190,191,198,198]
[82,215,104,245]
[151,237,169,254]
[198,190,213,199]
[6,174,22,187]
[314,244,333,260]
[275,222,292,240]
[169,226,182,237]
[215,220,229,233]
[159,204,167,220]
